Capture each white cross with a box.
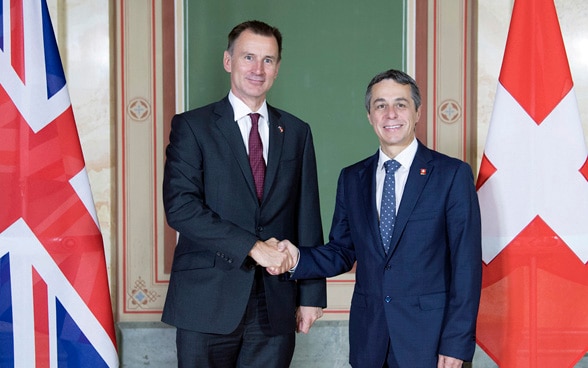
[478,84,588,263]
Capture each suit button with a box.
[385,296,391,303]
[257,226,264,232]
[385,265,392,270]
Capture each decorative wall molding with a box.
[116,0,174,320]
[426,0,477,168]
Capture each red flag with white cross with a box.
[476,0,588,366]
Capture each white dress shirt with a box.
[375,138,418,217]
[292,138,419,273]
[228,91,270,162]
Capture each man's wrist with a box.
[288,248,300,273]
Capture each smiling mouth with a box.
[383,123,403,130]
[247,77,265,84]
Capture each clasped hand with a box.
[248,238,299,275]
[250,239,322,334]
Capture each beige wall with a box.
[51,0,588,323]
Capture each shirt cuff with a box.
[288,248,300,274]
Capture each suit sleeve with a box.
[162,113,258,268]
[293,168,357,280]
[295,127,327,308]
[438,162,482,361]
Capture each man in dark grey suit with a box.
[162,20,326,367]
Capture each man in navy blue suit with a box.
[271,69,482,368]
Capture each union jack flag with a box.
[0,0,118,366]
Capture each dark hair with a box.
[364,69,421,112]
[227,20,283,61]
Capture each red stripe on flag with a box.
[0,85,24,232]
[581,157,588,182]
[33,267,50,368]
[10,0,26,83]
[499,0,572,124]
[475,153,496,190]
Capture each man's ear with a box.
[223,51,231,73]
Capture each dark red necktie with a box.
[248,113,265,203]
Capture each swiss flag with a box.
[476,0,588,367]
[0,0,118,366]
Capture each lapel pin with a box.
[420,168,427,175]
[278,126,284,133]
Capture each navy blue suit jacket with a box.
[162,96,326,335]
[293,141,481,367]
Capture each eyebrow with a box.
[371,97,409,105]
[240,50,277,60]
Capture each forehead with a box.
[370,79,412,102]
[233,30,279,55]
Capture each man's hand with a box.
[267,239,299,275]
[248,238,295,274]
[296,306,323,333]
[437,354,463,368]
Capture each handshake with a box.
[249,238,299,275]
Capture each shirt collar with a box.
[378,138,418,171]
[228,91,269,123]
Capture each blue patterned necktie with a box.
[380,160,401,254]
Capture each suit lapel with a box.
[214,98,258,202]
[263,106,284,204]
[359,153,386,258]
[387,142,434,257]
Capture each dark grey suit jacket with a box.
[162,96,326,335]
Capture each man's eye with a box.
[375,104,386,110]
[244,55,253,61]
[264,58,273,64]
[395,103,407,110]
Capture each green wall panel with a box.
[185,0,406,238]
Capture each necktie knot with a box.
[249,112,260,125]
[384,159,401,174]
